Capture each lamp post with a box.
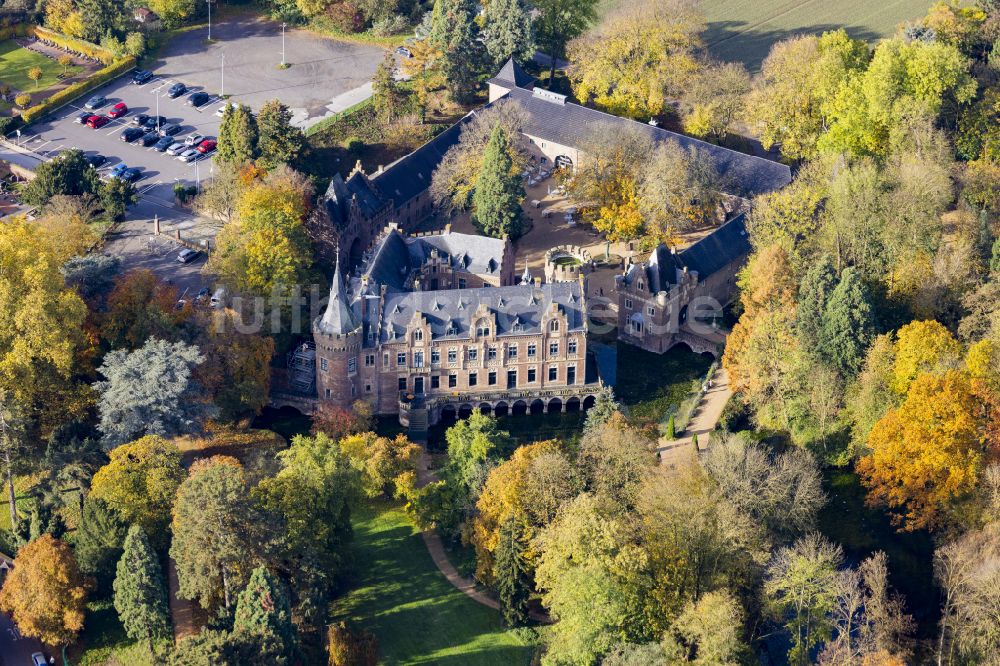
[155,85,160,132]
[220,52,225,98]
[207,0,212,40]
[281,22,286,67]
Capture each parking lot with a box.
[12,70,224,206]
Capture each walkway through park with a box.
[416,453,551,623]
[656,366,733,470]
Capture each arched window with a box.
[476,319,490,337]
[549,320,559,333]
[413,330,423,342]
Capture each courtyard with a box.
[153,14,385,129]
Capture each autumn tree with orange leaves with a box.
[0,535,90,645]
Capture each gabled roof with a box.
[369,115,469,207]
[677,212,751,277]
[364,229,413,292]
[414,231,507,277]
[500,86,791,198]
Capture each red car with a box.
[196,139,216,154]
[108,102,128,118]
[86,115,109,129]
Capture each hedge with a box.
[20,56,136,124]
[30,26,115,65]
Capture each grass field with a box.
[0,39,80,93]
[598,0,934,70]
[333,501,536,665]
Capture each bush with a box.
[31,25,115,65]
[342,136,364,152]
[20,57,136,124]
[327,622,378,666]
[14,93,31,108]
[666,414,675,439]
[0,117,21,135]
[371,15,408,36]
[326,2,365,33]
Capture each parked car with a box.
[177,148,200,162]
[184,133,204,146]
[84,95,106,110]
[120,167,142,183]
[74,110,91,124]
[108,102,128,118]
[196,139,217,154]
[194,287,209,303]
[132,113,150,126]
[153,136,174,152]
[167,82,187,98]
[395,46,412,58]
[158,123,182,137]
[142,115,167,131]
[187,91,210,107]
[215,102,237,117]
[86,115,109,129]
[32,652,47,666]
[121,127,145,142]
[108,162,129,178]
[177,248,200,263]
[140,131,161,147]
[166,142,187,155]
[132,69,153,84]
[84,153,107,167]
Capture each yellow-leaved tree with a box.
[0,535,90,645]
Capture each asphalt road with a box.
[0,613,46,666]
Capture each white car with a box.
[177,148,200,162]
[184,133,204,146]
[215,102,238,117]
[166,142,186,156]
[32,653,47,666]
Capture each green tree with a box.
[150,0,197,27]
[94,338,212,447]
[21,149,100,207]
[99,175,138,222]
[257,100,305,169]
[430,0,484,103]
[114,525,170,652]
[171,460,258,613]
[124,32,146,58]
[89,435,184,536]
[766,533,843,666]
[217,104,259,164]
[482,0,535,67]
[818,267,875,377]
[493,515,532,626]
[444,412,510,493]
[371,51,403,122]
[73,497,128,595]
[667,589,751,665]
[169,629,248,666]
[796,255,837,350]
[233,567,296,664]
[534,0,599,83]
[472,125,524,238]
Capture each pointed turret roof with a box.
[317,257,359,335]
[493,58,534,89]
[521,261,532,285]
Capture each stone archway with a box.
[495,401,509,417]
[458,403,473,419]
[512,400,528,416]
[440,404,457,427]
[582,395,596,411]
[530,399,544,415]
[555,155,573,169]
[478,402,492,415]
[548,397,563,413]
[566,397,581,413]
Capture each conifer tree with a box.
[493,515,531,627]
[472,125,524,238]
[819,267,875,377]
[372,51,403,122]
[217,104,259,164]
[796,255,837,350]
[482,0,535,67]
[429,0,484,103]
[113,524,170,652]
[257,100,304,169]
[233,566,296,665]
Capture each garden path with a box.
[656,366,732,469]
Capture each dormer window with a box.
[476,319,491,337]
[637,281,644,291]
[413,330,423,342]
[549,320,559,333]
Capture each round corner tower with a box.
[313,258,363,408]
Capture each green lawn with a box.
[0,40,80,93]
[614,343,713,434]
[597,0,934,70]
[333,501,536,665]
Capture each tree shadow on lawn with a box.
[704,20,881,71]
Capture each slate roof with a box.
[487,58,535,89]
[317,258,360,335]
[625,213,751,289]
[414,231,506,277]
[363,230,413,292]
[379,282,585,343]
[500,86,791,197]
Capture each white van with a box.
[210,287,226,309]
